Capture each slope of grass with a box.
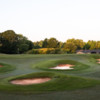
[0,63,16,73]
[0,72,100,94]
[0,54,100,100]
[32,59,90,72]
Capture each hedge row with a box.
[26,48,66,54]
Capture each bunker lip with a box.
[0,65,3,67]
[97,59,100,63]
[97,59,100,61]
[10,78,51,85]
[50,64,74,70]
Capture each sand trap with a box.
[97,59,100,61]
[0,65,3,67]
[11,78,51,85]
[50,64,74,70]
[97,59,100,64]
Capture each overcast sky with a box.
[0,0,100,42]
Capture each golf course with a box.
[0,54,100,100]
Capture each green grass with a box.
[0,54,100,100]
[0,63,16,73]
[0,72,100,94]
[32,59,90,72]
[91,54,100,59]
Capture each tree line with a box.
[0,30,100,54]
[0,30,33,54]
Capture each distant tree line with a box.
[33,38,100,53]
[0,30,100,54]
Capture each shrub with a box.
[26,48,65,54]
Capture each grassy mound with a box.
[89,55,100,64]
[33,60,89,71]
[0,63,16,73]
[91,55,100,59]
[0,72,100,93]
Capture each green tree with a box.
[58,42,64,48]
[87,40,96,50]
[0,30,18,54]
[17,34,33,53]
[64,38,85,53]
[47,38,58,48]
[19,44,29,53]
[96,41,100,49]
[33,41,41,49]
[42,38,48,48]
[75,39,85,49]
[64,42,77,53]
[0,31,34,54]
[83,42,90,50]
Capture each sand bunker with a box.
[97,59,100,61]
[97,59,100,64]
[0,65,3,67]
[50,64,74,70]
[11,78,51,85]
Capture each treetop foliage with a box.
[0,30,33,54]
[0,30,100,54]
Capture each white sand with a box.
[11,78,51,85]
[50,64,74,70]
[50,66,74,70]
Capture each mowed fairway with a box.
[0,54,100,100]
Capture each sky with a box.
[0,0,100,42]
